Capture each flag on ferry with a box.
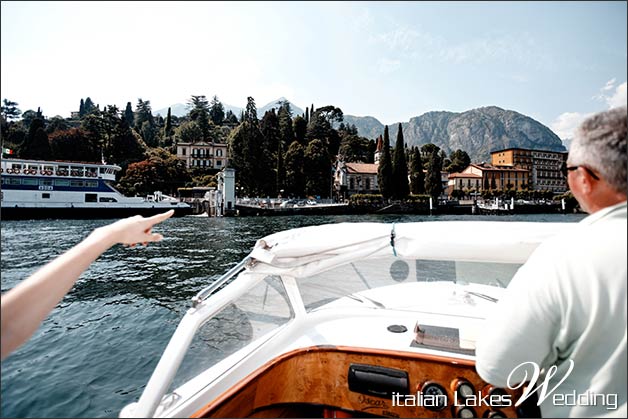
[2,147,13,155]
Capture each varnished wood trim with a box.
[191,345,475,417]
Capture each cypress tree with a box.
[124,102,134,127]
[377,126,393,200]
[209,95,225,126]
[79,99,85,117]
[284,141,305,197]
[392,123,409,199]
[293,115,307,145]
[23,121,51,160]
[84,97,95,115]
[304,139,331,198]
[163,107,173,146]
[410,147,425,194]
[425,150,443,199]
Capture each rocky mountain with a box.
[340,115,385,140]
[344,106,566,162]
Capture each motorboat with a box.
[120,220,572,418]
[1,158,192,219]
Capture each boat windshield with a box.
[297,256,519,312]
[168,275,294,393]
[166,256,520,397]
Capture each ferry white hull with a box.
[1,158,192,220]
[1,201,192,220]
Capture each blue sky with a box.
[1,1,626,139]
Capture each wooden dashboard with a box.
[192,346,539,418]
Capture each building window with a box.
[350,178,355,189]
[365,178,371,190]
[216,149,223,157]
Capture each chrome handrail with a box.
[191,257,249,307]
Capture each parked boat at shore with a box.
[1,158,192,220]
[121,220,572,418]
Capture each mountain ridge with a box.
[156,98,565,162]
[342,106,565,162]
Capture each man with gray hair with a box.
[475,107,627,418]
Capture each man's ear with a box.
[579,169,597,195]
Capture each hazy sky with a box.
[1,1,626,139]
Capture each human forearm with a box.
[1,229,114,359]
[1,210,174,360]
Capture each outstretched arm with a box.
[1,210,174,360]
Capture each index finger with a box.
[145,210,175,226]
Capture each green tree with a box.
[284,141,305,197]
[21,114,51,160]
[175,120,202,143]
[425,150,443,199]
[224,110,238,126]
[228,97,268,196]
[1,99,21,122]
[304,139,331,198]
[293,115,307,144]
[338,135,371,163]
[409,147,425,195]
[83,97,96,116]
[20,109,40,131]
[45,116,68,134]
[124,102,134,127]
[20,115,49,159]
[49,128,100,162]
[446,149,471,173]
[188,95,210,141]
[377,126,393,200]
[118,148,190,196]
[134,99,156,145]
[278,102,294,145]
[209,95,225,126]
[306,106,343,157]
[260,109,281,196]
[260,109,280,159]
[163,107,173,147]
[79,98,85,117]
[392,123,409,199]
[106,117,146,169]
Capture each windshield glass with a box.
[297,256,521,312]
[169,275,293,392]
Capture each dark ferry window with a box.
[85,193,97,202]
[42,193,50,199]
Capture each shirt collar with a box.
[579,201,627,225]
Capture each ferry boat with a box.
[1,158,192,220]
[120,220,574,418]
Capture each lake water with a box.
[0,212,586,418]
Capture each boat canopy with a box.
[248,221,573,278]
